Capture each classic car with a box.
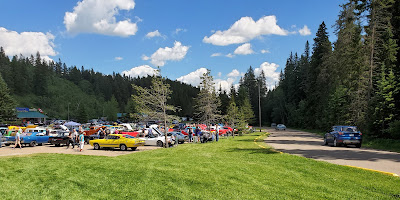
[139,128,172,147]
[166,131,187,144]
[89,134,145,151]
[324,126,362,148]
[48,130,70,146]
[6,132,50,147]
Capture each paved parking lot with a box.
[0,144,160,157]
[265,128,400,176]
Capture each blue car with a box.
[324,126,362,148]
[6,132,50,147]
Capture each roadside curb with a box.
[344,165,399,177]
[254,132,283,154]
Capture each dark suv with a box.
[324,126,362,148]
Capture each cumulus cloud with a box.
[211,53,222,57]
[203,15,288,46]
[234,43,254,55]
[143,41,189,66]
[261,49,270,54]
[299,25,311,36]
[254,62,280,90]
[146,30,163,38]
[215,77,235,92]
[122,65,158,78]
[0,27,56,61]
[64,0,137,37]
[177,67,208,86]
[115,56,123,61]
[227,69,240,77]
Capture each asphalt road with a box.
[264,128,400,176]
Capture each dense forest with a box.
[0,49,199,122]
[264,0,400,139]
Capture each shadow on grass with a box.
[226,147,278,155]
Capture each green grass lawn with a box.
[0,133,399,200]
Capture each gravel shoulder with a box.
[0,144,160,157]
[264,128,400,175]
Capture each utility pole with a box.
[258,83,261,132]
[68,103,70,121]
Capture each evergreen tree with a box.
[0,73,16,122]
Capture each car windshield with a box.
[342,126,357,132]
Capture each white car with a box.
[275,124,286,131]
[139,128,171,147]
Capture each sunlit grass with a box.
[0,132,399,199]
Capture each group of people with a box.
[187,125,220,143]
[67,126,85,151]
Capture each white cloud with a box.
[261,49,270,54]
[177,67,208,86]
[122,65,158,78]
[254,62,280,90]
[227,69,240,77]
[143,41,189,66]
[0,27,56,61]
[215,77,235,92]
[64,0,137,37]
[146,30,162,38]
[203,15,288,46]
[174,28,187,34]
[211,53,222,57]
[115,57,123,61]
[234,43,254,55]
[217,72,222,77]
[299,25,311,36]
[226,53,235,58]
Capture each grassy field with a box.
[0,132,399,200]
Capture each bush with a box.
[387,120,400,139]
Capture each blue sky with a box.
[0,0,345,91]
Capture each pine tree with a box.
[0,73,16,122]
[194,69,221,126]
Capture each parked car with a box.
[271,123,277,128]
[167,131,187,144]
[275,124,286,131]
[324,126,362,148]
[48,131,70,147]
[139,128,172,147]
[89,134,145,151]
[6,132,50,147]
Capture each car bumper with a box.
[337,137,362,144]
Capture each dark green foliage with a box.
[0,49,199,121]
[0,73,16,122]
[265,0,400,139]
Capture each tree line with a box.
[264,0,400,139]
[0,49,199,123]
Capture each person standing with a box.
[73,129,78,147]
[188,128,193,143]
[78,131,85,152]
[67,130,75,149]
[0,130,3,148]
[195,126,201,143]
[13,129,22,149]
[216,125,220,142]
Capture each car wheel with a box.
[94,143,100,150]
[333,138,338,147]
[131,147,137,151]
[29,141,36,147]
[157,140,163,147]
[120,144,127,151]
[323,137,328,145]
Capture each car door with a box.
[110,135,121,148]
[146,134,157,146]
[327,127,336,143]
